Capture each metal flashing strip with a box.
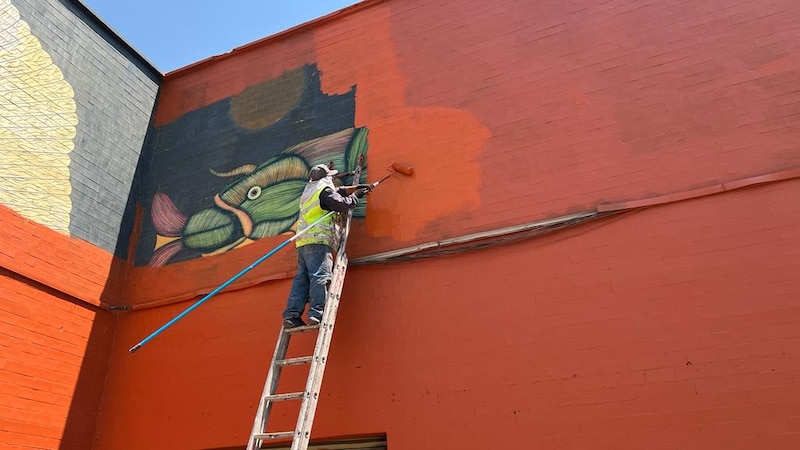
[351,211,597,265]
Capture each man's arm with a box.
[319,187,359,213]
[338,184,372,197]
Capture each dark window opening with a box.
[207,434,387,450]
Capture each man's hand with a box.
[340,184,373,197]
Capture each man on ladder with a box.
[282,164,368,328]
[247,162,411,449]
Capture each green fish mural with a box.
[148,127,368,266]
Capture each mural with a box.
[136,64,367,266]
[0,0,77,234]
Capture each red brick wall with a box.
[0,206,116,449]
[99,0,800,448]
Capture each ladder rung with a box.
[254,431,295,440]
[284,324,320,334]
[276,356,313,366]
[264,392,305,402]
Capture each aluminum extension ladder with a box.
[246,209,355,450]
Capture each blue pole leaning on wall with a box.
[128,210,336,354]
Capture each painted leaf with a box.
[345,127,370,182]
[284,128,354,171]
[183,208,242,253]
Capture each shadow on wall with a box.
[0,268,115,450]
[0,3,111,448]
[60,304,115,450]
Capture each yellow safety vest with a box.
[295,180,339,248]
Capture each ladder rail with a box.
[247,328,293,450]
[291,253,348,449]
[291,210,354,449]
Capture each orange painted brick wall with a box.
[98,180,800,449]
[123,0,800,306]
[98,0,800,449]
[0,206,117,449]
[0,207,117,308]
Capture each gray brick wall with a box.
[10,0,160,252]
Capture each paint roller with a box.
[341,162,415,197]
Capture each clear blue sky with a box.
[81,0,363,73]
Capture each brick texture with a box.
[0,267,114,450]
[96,0,800,448]
[142,0,800,259]
[383,0,800,246]
[0,3,156,442]
[5,0,800,449]
[97,180,800,449]
[9,0,160,253]
[0,206,114,307]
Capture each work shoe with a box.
[308,315,322,326]
[283,317,306,329]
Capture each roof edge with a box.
[67,0,163,80]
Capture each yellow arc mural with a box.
[0,0,77,234]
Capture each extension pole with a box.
[128,210,336,354]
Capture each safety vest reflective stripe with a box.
[300,191,325,223]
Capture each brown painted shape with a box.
[230,68,305,129]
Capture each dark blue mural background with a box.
[132,64,358,266]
